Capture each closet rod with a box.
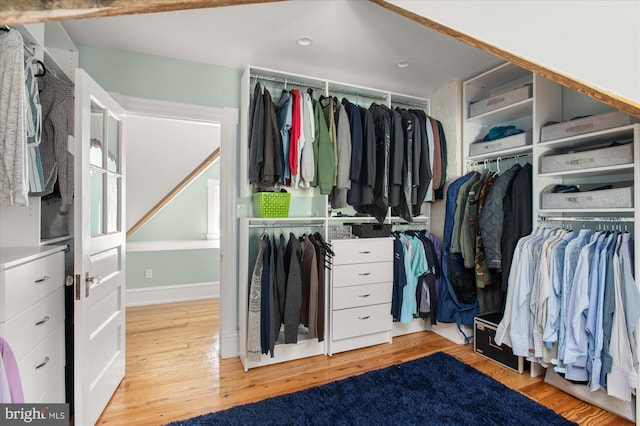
[469,152,531,166]
[327,87,387,101]
[251,73,325,91]
[538,216,635,223]
[248,222,326,229]
[391,100,429,109]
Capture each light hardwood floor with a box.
[97,299,633,425]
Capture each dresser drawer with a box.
[18,322,65,403]
[333,282,392,310]
[331,303,392,341]
[39,372,65,404]
[0,286,65,362]
[0,251,64,322]
[331,238,392,265]
[332,261,393,287]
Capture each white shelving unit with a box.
[237,65,433,370]
[0,22,78,249]
[463,61,640,421]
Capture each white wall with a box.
[118,98,222,231]
[389,0,640,106]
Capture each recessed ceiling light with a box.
[396,61,411,69]
[296,36,314,47]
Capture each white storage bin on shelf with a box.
[540,110,639,142]
[469,130,532,157]
[469,83,532,118]
[540,142,633,174]
[541,182,634,210]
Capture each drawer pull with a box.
[358,251,371,254]
[357,294,371,298]
[358,316,370,320]
[35,275,50,283]
[35,357,50,370]
[35,316,50,326]
[358,272,371,276]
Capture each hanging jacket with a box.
[384,105,404,210]
[369,103,391,223]
[330,101,352,209]
[312,98,335,195]
[438,172,478,333]
[410,110,432,215]
[434,120,448,200]
[283,233,302,343]
[261,88,281,184]
[342,99,364,205]
[501,163,533,292]
[247,83,264,184]
[358,106,377,207]
[478,163,522,271]
[394,109,414,222]
[275,90,292,183]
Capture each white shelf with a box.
[465,62,532,89]
[538,163,634,178]
[537,124,636,150]
[467,145,532,162]
[538,208,635,215]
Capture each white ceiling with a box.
[62,0,504,98]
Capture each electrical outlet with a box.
[145,269,152,279]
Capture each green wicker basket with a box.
[253,192,290,218]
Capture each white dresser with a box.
[328,237,394,355]
[0,245,66,403]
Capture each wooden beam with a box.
[126,147,220,239]
[0,0,282,25]
[370,0,640,119]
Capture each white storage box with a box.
[540,143,633,174]
[469,84,532,117]
[469,130,532,157]
[540,111,639,142]
[541,182,634,209]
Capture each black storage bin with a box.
[474,312,527,373]
[350,223,392,238]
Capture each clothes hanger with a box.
[493,157,502,177]
[34,59,46,77]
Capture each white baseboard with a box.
[126,281,219,307]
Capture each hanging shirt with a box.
[288,89,302,182]
[0,29,28,207]
[400,235,428,323]
[247,234,267,362]
[298,93,315,188]
[0,337,24,403]
[275,90,292,183]
[330,101,351,209]
[24,50,44,193]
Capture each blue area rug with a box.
[168,352,575,426]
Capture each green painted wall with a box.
[128,162,219,242]
[126,249,218,289]
[77,44,241,108]
[126,162,221,289]
[78,44,236,291]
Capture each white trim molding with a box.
[126,240,220,252]
[126,281,219,307]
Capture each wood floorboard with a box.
[96,299,634,426]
